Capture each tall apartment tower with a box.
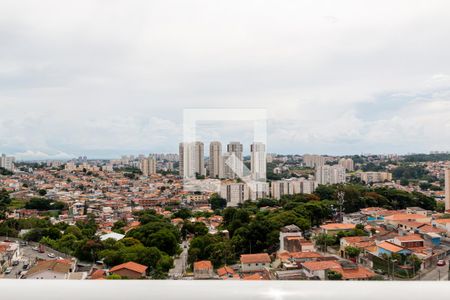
[303,154,326,168]
[194,141,205,177]
[179,142,205,178]
[339,158,355,172]
[223,142,244,179]
[445,168,450,211]
[140,156,157,176]
[250,142,266,180]
[0,154,15,171]
[209,141,222,178]
[315,165,346,185]
[179,143,186,177]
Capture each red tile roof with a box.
[320,223,356,230]
[395,234,424,242]
[217,266,235,277]
[240,253,271,264]
[377,241,406,253]
[301,261,341,271]
[242,273,264,280]
[109,261,147,274]
[194,260,213,271]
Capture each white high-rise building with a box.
[194,142,205,177]
[223,142,243,179]
[140,156,157,176]
[339,158,355,172]
[303,154,325,168]
[271,180,291,200]
[271,178,317,199]
[179,142,205,178]
[250,142,266,181]
[249,182,270,201]
[445,168,450,211]
[315,165,346,185]
[209,141,223,178]
[220,182,249,207]
[0,154,15,172]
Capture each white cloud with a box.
[1,0,450,157]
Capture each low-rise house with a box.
[279,225,302,252]
[301,260,374,280]
[278,251,322,267]
[24,259,73,279]
[217,266,238,279]
[240,253,271,273]
[320,223,356,236]
[90,269,107,280]
[433,218,450,233]
[392,234,424,249]
[340,236,376,258]
[384,213,431,227]
[301,260,342,280]
[375,241,412,256]
[193,260,214,279]
[109,261,147,279]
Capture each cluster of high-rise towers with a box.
[179,141,266,181]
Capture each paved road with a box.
[420,264,449,281]
[169,240,189,279]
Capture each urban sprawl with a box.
[1,144,450,281]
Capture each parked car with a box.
[20,241,27,246]
[23,263,29,270]
[437,260,446,266]
[32,246,39,251]
[47,253,56,258]
[12,260,19,266]
[5,267,13,274]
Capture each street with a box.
[168,240,189,279]
[420,264,449,281]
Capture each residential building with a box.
[24,260,73,279]
[339,158,355,172]
[179,142,205,178]
[240,253,271,272]
[271,180,291,200]
[248,181,270,201]
[320,223,356,236]
[208,141,222,178]
[193,260,214,279]
[303,154,325,168]
[375,241,412,256]
[383,213,431,227]
[250,142,266,180]
[359,172,392,184]
[109,261,147,279]
[224,142,243,179]
[140,156,156,176]
[279,225,302,252]
[315,165,346,185]
[220,182,249,207]
[0,154,15,172]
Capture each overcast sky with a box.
[1,0,450,160]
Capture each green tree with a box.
[210,193,227,210]
[345,246,361,258]
[327,270,343,280]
